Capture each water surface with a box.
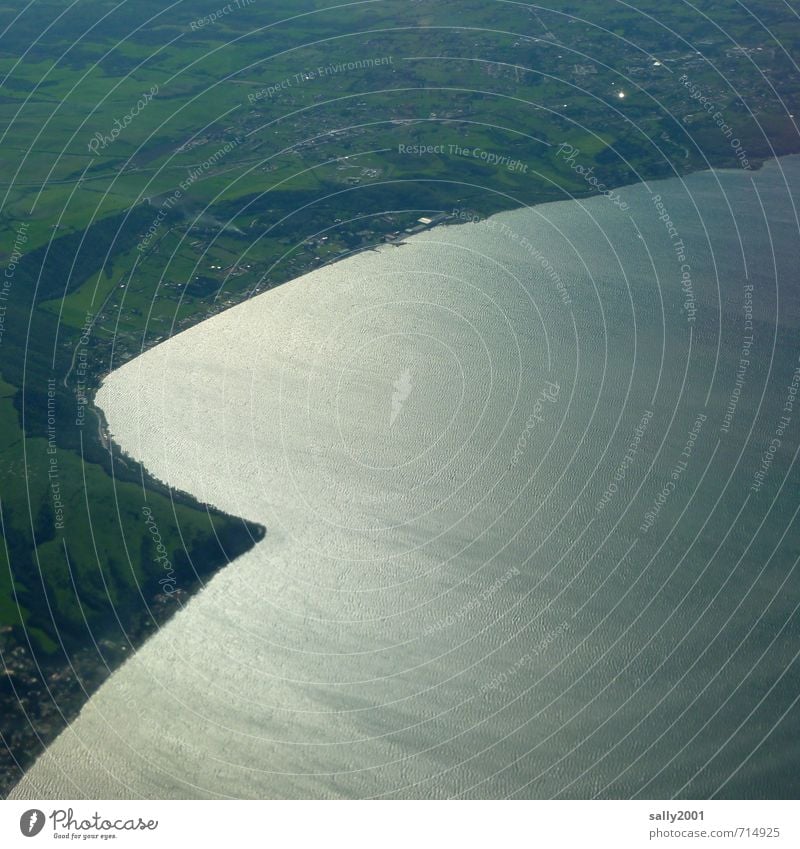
[13,157,800,799]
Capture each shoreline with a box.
[6,151,796,799]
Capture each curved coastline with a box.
[12,156,800,799]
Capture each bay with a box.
[12,156,800,799]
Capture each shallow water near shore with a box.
[12,156,800,799]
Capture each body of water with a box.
[12,157,800,799]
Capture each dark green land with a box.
[0,0,797,795]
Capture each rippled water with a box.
[13,157,800,799]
